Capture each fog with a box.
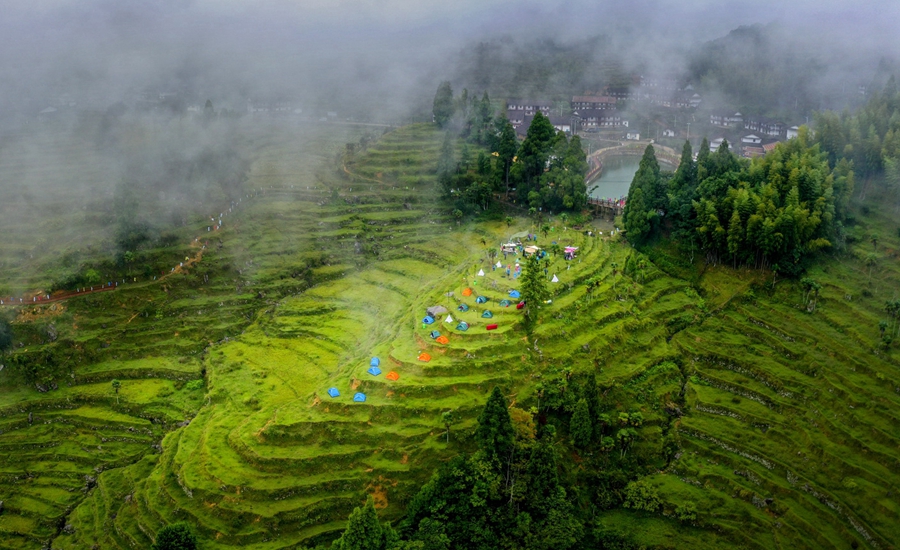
[0,0,897,292]
[2,0,897,127]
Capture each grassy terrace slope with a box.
[0,122,898,549]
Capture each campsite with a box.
[0,119,898,550]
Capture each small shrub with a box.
[185,380,204,391]
[623,479,661,512]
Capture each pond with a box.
[588,155,674,200]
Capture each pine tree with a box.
[433,81,455,128]
[520,252,550,325]
[475,387,515,468]
[333,497,387,550]
[570,398,593,449]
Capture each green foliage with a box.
[0,316,12,351]
[333,497,397,550]
[475,387,515,468]
[520,253,549,325]
[152,522,198,550]
[623,145,662,245]
[432,82,455,128]
[570,398,593,449]
[622,480,661,512]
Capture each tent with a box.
[422,315,435,325]
[367,366,382,376]
[486,323,498,330]
[426,305,448,317]
[429,330,441,339]
[435,335,449,345]
[475,295,488,304]
[551,274,559,282]
[418,351,432,362]
[509,290,521,298]
[500,299,511,307]
[516,301,525,310]
[327,387,340,398]
[456,321,469,331]
[445,314,454,323]
[353,392,366,402]
[370,357,380,367]
[481,310,493,318]
[386,371,399,381]
[477,269,485,276]
[462,287,473,297]
[496,261,502,268]
[458,304,469,312]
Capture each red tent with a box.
[386,371,400,381]
[435,335,449,345]
[486,324,498,330]
[418,352,432,362]
[516,301,525,310]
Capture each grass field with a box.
[0,121,898,549]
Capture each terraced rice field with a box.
[1,122,898,549]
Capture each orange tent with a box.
[386,371,400,381]
[461,287,473,297]
[435,335,449,345]
[417,352,432,362]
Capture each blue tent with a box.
[353,392,367,402]
[500,299,511,307]
[422,315,435,325]
[458,304,469,312]
[456,321,469,331]
[482,310,493,318]
[370,357,380,367]
[429,330,441,339]
[327,387,340,398]
[475,295,488,304]
[368,366,382,376]
[509,290,521,298]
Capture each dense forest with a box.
[433,83,589,216]
[624,79,900,277]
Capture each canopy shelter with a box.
[429,330,441,339]
[456,321,469,331]
[435,335,450,345]
[353,392,366,402]
[458,303,469,312]
[509,290,521,298]
[462,287,473,297]
[475,295,488,304]
[370,357,380,367]
[327,387,340,398]
[386,371,399,381]
[501,242,518,253]
[482,310,493,318]
[523,245,541,256]
[564,246,579,260]
[422,315,435,325]
[367,365,382,376]
[426,305,448,317]
[418,351,431,362]
[486,324,498,330]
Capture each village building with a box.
[571,95,617,110]
[710,112,744,128]
[744,116,785,137]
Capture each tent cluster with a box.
[325,356,400,404]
